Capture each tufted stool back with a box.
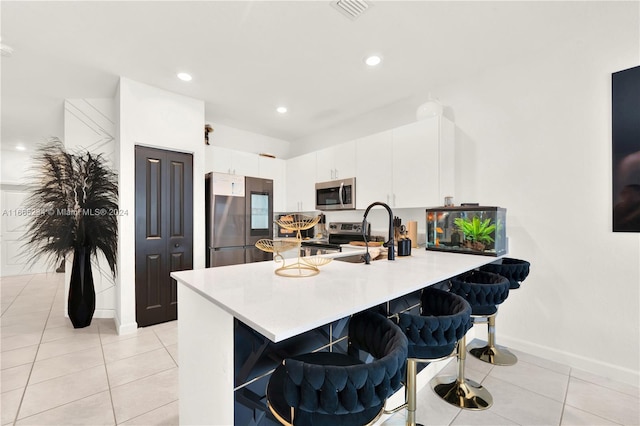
[480,258,531,289]
[267,311,408,426]
[397,287,472,359]
[450,271,510,316]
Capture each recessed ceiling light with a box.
[15,145,26,151]
[364,55,382,67]
[177,72,192,81]
[276,106,288,114]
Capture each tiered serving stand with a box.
[255,214,331,277]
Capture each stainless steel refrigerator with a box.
[205,172,274,267]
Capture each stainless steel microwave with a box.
[315,177,356,211]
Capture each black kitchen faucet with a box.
[362,202,395,264]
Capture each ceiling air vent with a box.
[331,0,371,20]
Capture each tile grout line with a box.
[557,366,572,425]
[562,369,630,426]
[152,326,179,368]
[115,399,179,425]
[10,273,56,425]
[0,277,28,321]
[97,321,119,426]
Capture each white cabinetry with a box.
[210,146,259,176]
[355,130,393,209]
[210,172,245,197]
[208,146,287,212]
[315,140,356,182]
[258,156,287,212]
[286,152,316,212]
[355,116,454,209]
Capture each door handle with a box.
[174,243,180,248]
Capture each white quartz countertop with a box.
[171,250,498,342]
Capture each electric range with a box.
[299,222,371,255]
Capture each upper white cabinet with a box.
[355,116,455,209]
[286,152,317,212]
[210,146,260,176]
[258,156,287,213]
[208,146,287,211]
[315,140,356,182]
[355,130,393,209]
[210,172,245,197]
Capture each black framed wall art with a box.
[612,65,640,232]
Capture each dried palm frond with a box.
[22,138,118,277]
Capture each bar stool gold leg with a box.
[430,335,493,410]
[405,359,424,426]
[468,314,517,366]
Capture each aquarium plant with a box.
[453,216,496,252]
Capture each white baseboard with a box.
[499,334,640,387]
[114,315,138,335]
[92,309,115,319]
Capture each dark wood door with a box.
[135,146,193,327]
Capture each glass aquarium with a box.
[425,206,506,256]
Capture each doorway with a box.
[135,146,193,327]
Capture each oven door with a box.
[315,178,356,210]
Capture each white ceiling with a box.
[0,1,604,154]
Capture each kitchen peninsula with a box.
[171,249,500,425]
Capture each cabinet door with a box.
[355,130,393,209]
[209,146,259,176]
[286,152,316,211]
[210,146,234,174]
[231,151,260,177]
[392,118,440,208]
[259,156,287,212]
[315,141,356,182]
[333,140,356,180]
[315,147,335,182]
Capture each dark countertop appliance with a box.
[206,172,274,267]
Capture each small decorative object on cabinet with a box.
[23,138,118,328]
[426,206,506,256]
[256,214,331,277]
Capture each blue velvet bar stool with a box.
[266,310,408,426]
[470,258,531,365]
[448,270,514,368]
[394,287,473,425]
[425,274,500,410]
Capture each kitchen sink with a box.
[333,253,387,263]
[333,254,367,263]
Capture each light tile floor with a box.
[2,273,639,425]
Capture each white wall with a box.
[1,146,53,276]
[64,98,117,319]
[0,150,32,184]
[317,2,640,386]
[204,122,291,160]
[433,2,639,385]
[117,78,205,334]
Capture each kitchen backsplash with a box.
[274,207,428,245]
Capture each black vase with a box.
[68,246,96,328]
